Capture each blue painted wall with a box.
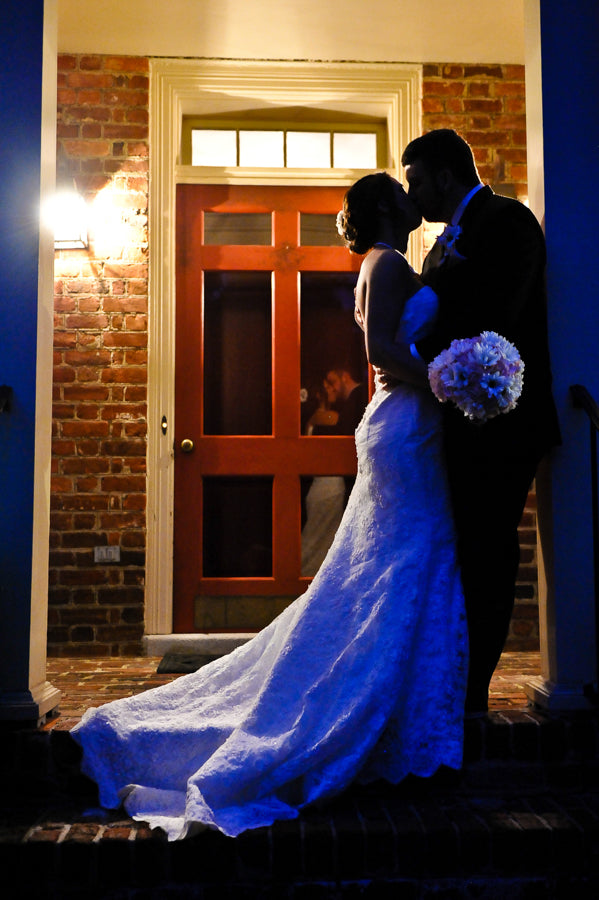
[538,0,599,684]
[0,1,45,689]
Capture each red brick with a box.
[126,108,149,125]
[506,98,527,114]
[103,124,148,140]
[494,82,526,97]
[464,99,504,114]
[446,98,464,114]
[422,97,444,114]
[62,418,111,436]
[77,90,104,106]
[104,56,149,73]
[64,140,112,157]
[57,88,78,105]
[441,64,464,78]
[127,141,149,157]
[468,82,491,97]
[57,123,80,139]
[423,80,465,97]
[81,123,103,139]
[58,54,77,70]
[101,367,147,384]
[51,476,74,493]
[67,71,114,89]
[102,475,146,492]
[80,55,104,70]
[464,64,504,78]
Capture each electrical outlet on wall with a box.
[94,546,121,563]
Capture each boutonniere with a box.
[436,224,466,262]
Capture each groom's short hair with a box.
[402,129,480,187]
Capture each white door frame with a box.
[145,58,421,638]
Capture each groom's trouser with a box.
[445,446,542,712]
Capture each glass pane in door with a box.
[300,473,347,576]
[299,272,367,436]
[204,212,272,245]
[203,271,272,435]
[203,476,273,577]
[300,213,345,247]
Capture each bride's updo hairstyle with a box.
[338,172,404,255]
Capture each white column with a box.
[524,0,599,709]
[0,0,60,723]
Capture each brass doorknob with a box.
[180,438,194,453]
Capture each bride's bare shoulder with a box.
[362,248,414,289]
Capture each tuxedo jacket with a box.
[416,186,561,459]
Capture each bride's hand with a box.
[374,367,401,391]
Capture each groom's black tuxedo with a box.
[415,186,560,712]
[417,185,560,457]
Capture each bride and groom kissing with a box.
[71,129,560,839]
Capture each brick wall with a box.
[49,55,149,656]
[48,57,538,655]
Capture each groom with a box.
[402,129,560,715]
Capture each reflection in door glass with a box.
[204,272,272,435]
[204,212,272,245]
[300,214,345,247]
[300,473,347,576]
[300,272,367,437]
[203,476,273,577]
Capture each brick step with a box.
[2,711,599,898]
[2,782,599,899]
[460,710,599,792]
[4,709,599,801]
[7,709,599,796]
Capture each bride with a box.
[71,173,467,840]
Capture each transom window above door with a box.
[181,116,386,169]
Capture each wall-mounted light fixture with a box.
[53,189,89,249]
[44,183,89,250]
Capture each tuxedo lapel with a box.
[421,185,493,282]
[422,238,446,277]
[450,185,493,245]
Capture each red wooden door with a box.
[174,184,364,632]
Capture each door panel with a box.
[174,185,364,632]
[203,271,272,435]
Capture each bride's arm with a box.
[358,250,429,389]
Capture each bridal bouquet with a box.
[428,331,524,423]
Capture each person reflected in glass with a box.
[304,379,340,435]
[323,366,368,436]
[301,380,345,575]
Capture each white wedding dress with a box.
[71,286,467,840]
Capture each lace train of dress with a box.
[71,286,468,839]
